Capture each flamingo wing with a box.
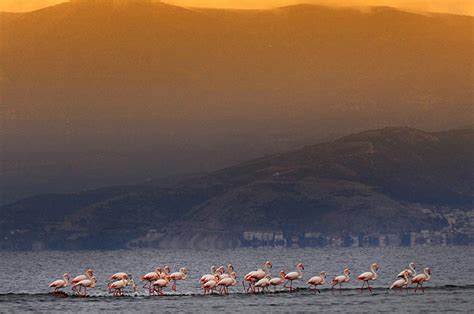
[218,278,233,286]
[357,271,373,281]
[142,272,158,281]
[203,280,216,288]
[110,280,126,289]
[255,278,269,287]
[390,278,405,289]
[285,271,298,280]
[170,272,184,280]
[411,274,426,283]
[333,275,345,283]
[308,276,322,285]
[71,275,86,284]
[76,279,92,287]
[49,279,65,288]
[269,278,283,285]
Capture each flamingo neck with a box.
[344,270,350,279]
[63,275,69,284]
[297,267,303,278]
[424,269,431,280]
[410,264,417,277]
[264,265,271,276]
[371,265,378,279]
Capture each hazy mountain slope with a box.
[0,127,470,249]
[0,1,472,204]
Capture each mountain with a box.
[1,1,473,204]
[0,127,472,250]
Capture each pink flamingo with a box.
[390,270,409,293]
[49,273,70,293]
[73,276,97,297]
[284,263,304,292]
[254,275,271,293]
[412,267,431,293]
[269,271,286,292]
[243,261,272,293]
[332,267,350,291]
[109,276,135,297]
[152,275,170,296]
[202,275,219,295]
[217,272,237,295]
[141,267,161,295]
[109,272,128,282]
[200,266,217,285]
[397,262,416,278]
[356,263,379,293]
[71,269,93,295]
[307,271,326,293]
[169,267,188,292]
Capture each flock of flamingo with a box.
[49,261,431,297]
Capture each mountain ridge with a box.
[1,0,472,205]
[0,127,471,250]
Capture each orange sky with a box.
[0,0,473,16]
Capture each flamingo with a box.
[109,276,135,297]
[332,267,351,291]
[200,266,217,285]
[169,267,188,292]
[71,269,93,295]
[49,273,70,293]
[243,261,272,293]
[217,272,237,295]
[356,262,379,293]
[141,267,161,295]
[397,262,416,278]
[412,267,431,293]
[152,275,170,296]
[269,271,286,292]
[109,272,128,282]
[73,276,97,297]
[203,275,220,295]
[307,271,326,293]
[390,270,409,293]
[284,263,304,292]
[254,275,271,293]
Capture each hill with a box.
[0,127,472,250]
[0,1,473,204]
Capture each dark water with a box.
[0,247,473,312]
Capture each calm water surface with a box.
[0,247,473,312]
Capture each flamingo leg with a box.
[172,280,177,292]
[367,281,372,293]
[360,281,366,293]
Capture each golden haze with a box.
[0,0,472,16]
